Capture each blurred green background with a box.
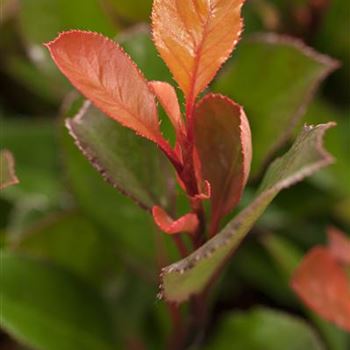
[0,0,349,349]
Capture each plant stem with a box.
[173,235,189,258]
[187,292,209,348]
[166,302,185,350]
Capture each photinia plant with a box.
[45,0,251,241]
[43,0,339,346]
[291,227,350,332]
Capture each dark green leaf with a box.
[206,307,324,350]
[12,212,118,286]
[315,0,350,104]
[66,102,173,210]
[0,252,118,350]
[213,33,338,176]
[19,0,116,45]
[0,118,61,200]
[119,26,172,82]
[60,98,179,265]
[60,112,157,262]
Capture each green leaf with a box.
[0,149,19,190]
[0,252,118,350]
[229,240,298,307]
[315,0,350,103]
[60,112,156,262]
[206,307,324,350]
[12,212,118,286]
[108,0,153,22]
[60,98,179,265]
[0,118,63,235]
[213,33,338,176]
[160,123,335,303]
[19,0,116,45]
[304,99,350,196]
[119,26,173,83]
[0,118,61,200]
[66,102,173,210]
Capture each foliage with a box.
[1,0,349,349]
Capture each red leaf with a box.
[152,206,198,235]
[193,94,252,234]
[328,226,350,266]
[45,31,177,161]
[291,247,350,332]
[152,0,244,106]
[148,81,185,139]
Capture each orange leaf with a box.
[152,0,244,106]
[193,94,252,234]
[328,226,350,266]
[291,247,350,332]
[152,206,198,235]
[149,81,185,139]
[45,31,176,158]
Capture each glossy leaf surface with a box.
[66,101,173,210]
[152,0,244,101]
[194,94,252,232]
[291,247,350,332]
[0,252,117,350]
[206,307,324,350]
[213,33,339,176]
[160,123,335,302]
[46,31,166,146]
[0,149,19,190]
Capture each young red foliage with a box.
[148,81,186,141]
[152,206,199,235]
[291,246,350,332]
[45,31,179,166]
[193,94,252,234]
[152,0,244,113]
[46,0,249,239]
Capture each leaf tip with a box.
[152,206,198,235]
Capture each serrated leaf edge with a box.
[159,122,335,302]
[65,101,153,211]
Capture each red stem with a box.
[209,211,221,238]
[166,302,185,350]
[173,235,189,258]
